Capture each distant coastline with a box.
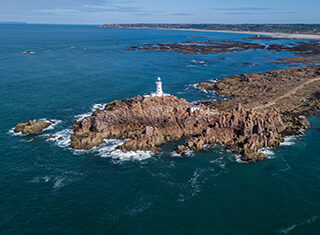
[0,21,27,24]
[100,24,320,40]
[137,27,320,40]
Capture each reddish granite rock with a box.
[71,95,290,162]
[71,66,320,162]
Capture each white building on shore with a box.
[145,77,169,97]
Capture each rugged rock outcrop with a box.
[197,82,216,90]
[71,94,301,162]
[14,120,50,135]
[71,66,320,162]
[123,40,266,55]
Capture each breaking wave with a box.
[45,128,73,148]
[188,82,216,95]
[280,136,297,146]
[30,175,68,190]
[258,135,300,159]
[279,216,319,234]
[234,154,247,163]
[39,118,62,130]
[42,103,152,162]
[170,150,195,158]
[75,103,107,121]
[98,140,153,162]
[258,147,275,159]
[186,59,209,68]
[48,135,152,162]
[7,127,25,136]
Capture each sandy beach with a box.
[124,27,320,40]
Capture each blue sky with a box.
[1,0,319,24]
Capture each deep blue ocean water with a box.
[1,24,320,234]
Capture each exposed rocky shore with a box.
[14,119,51,135]
[123,40,265,55]
[123,39,320,57]
[71,66,320,162]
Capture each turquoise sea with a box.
[1,24,320,234]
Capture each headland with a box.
[71,66,320,162]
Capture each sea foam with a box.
[280,136,297,146]
[258,147,275,159]
[170,150,194,158]
[7,127,25,136]
[188,82,216,95]
[62,138,153,162]
[234,154,247,163]
[75,103,107,121]
[186,59,209,68]
[39,118,62,130]
[98,140,153,162]
[45,128,73,148]
[279,216,319,234]
[8,118,61,136]
[258,135,299,159]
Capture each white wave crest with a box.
[279,216,319,234]
[53,177,65,189]
[30,175,65,189]
[39,118,62,130]
[30,175,51,183]
[75,103,107,121]
[7,127,25,136]
[189,83,199,89]
[71,138,152,162]
[258,147,275,159]
[235,154,247,163]
[186,59,209,67]
[45,129,73,148]
[8,118,61,136]
[74,112,92,121]
[209,79,218,84]
[170,150,194,158]
[188,82,216,94]
[280,136,298,146]
[102,146,153,162]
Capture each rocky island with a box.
[14,119,51,135]
[71,66,320,162]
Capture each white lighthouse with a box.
[155,76,164,96]
[147,76,169,97]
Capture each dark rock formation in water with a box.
[14,120,50,135]
[71,66,320,162]
[197,82,215,90]
[71,95,301,162]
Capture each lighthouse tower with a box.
[155,76,164,96]
[146,76,169,97]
